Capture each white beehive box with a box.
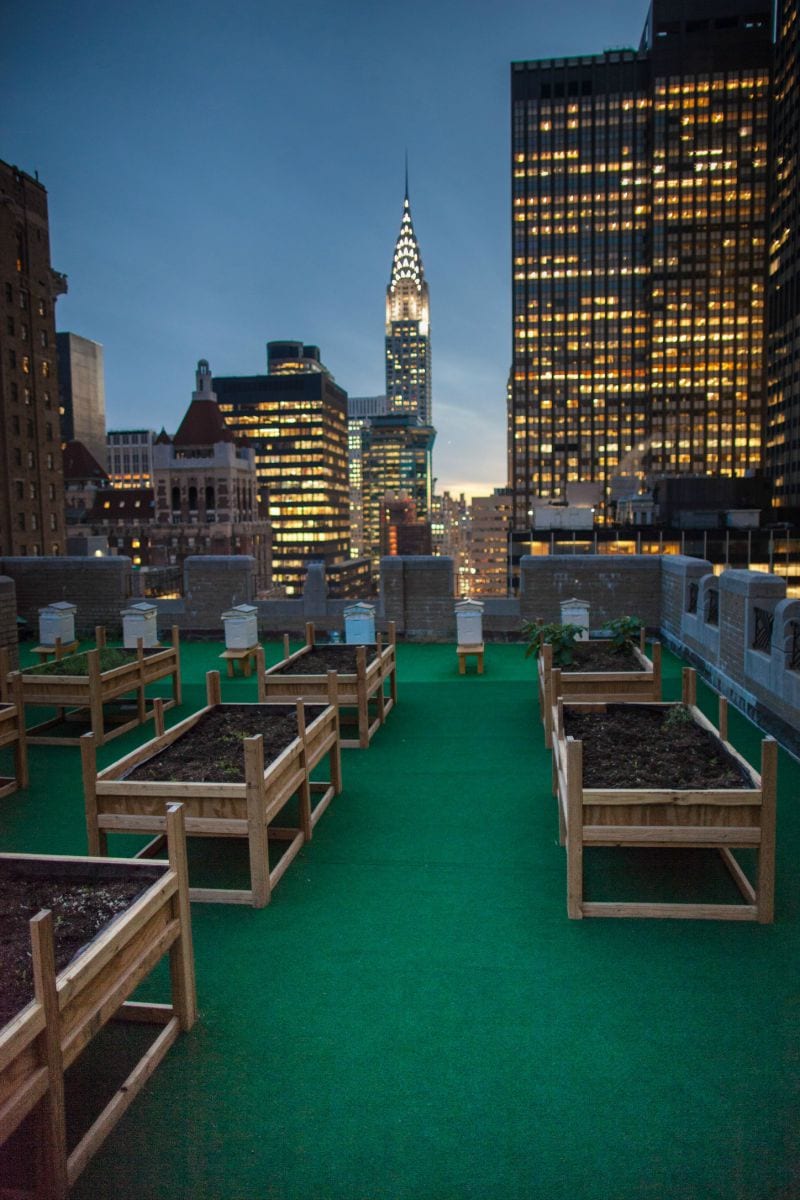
[122,602,159,648]
[344,602,376,645]
[39,601,77,647]
[222,604,259,650]
[455,599,484,646]
[560,597,590,640]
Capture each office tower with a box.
[56,332,106,469]
[348,394,390,556]
[0,160,67,556]
[510,1,771,531]
[469,490,513,597]
[215,342,358,596]
[106,429,156,487]
[360,414,435,567]
[766,0,800,506]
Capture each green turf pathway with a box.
[2,641,799,1199]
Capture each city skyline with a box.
[5,0,650,502]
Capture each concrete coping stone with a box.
[718,570,787,598]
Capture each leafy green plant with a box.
[521,620,583,667]
[664,703,693,730]
[601,615,642,654]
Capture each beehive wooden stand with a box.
[0,804,196,1200]
[550,668,777,922]
[81,670,342,907]
[457,643,484,675]
[218,645,260,677]
[30,637,79,664]
[538,629,662,748]
[2,625,182,748]
[259,621,397,749]
[0,671,28,799]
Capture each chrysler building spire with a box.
[385,170,432,426]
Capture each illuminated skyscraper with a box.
[766,0,800,506]
[385,177,432,427]
[510,0,771,531]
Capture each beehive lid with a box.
[222,604,258,618]
[455,599,484,613]
[39,600,77,614]
[122,602,157,616]
[344,602,375,617]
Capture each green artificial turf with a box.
[2,640,799,1199]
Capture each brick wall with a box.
[0,556,132,636]
[381,556,455,640]
[181,556,256,632]
[519,555,662,629]
[0,576,18,670]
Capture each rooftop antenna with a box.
[404,150,409,203]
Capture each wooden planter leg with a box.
[31,910,68,1200]
[136,637,147,724]
[171,626,182,707]
[357,646,369,748]
[305,622,315,649]
[0,644,10,702]
[328,671,343,793]
[80,732,106,856]
[206,670,222,707]
[153,697,166,738]
[389,622,398,704]
[88,649,104,747]
[12,670,29,789]
[165,804,198,1029]
[296,700,312,841]
[95,625,107,649]
[565,738,584,919]
[256,646,266,702]
[245,735,270,907]
[682,667,697,708]
[757,737,777,924]
[652,641,662,700]
[376,634,386,724]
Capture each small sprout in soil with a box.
[664,704,693,730]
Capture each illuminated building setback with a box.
[766,0,800,505]
[510,1,772,531]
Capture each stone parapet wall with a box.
[519,555,662,630]
[0,576,18,670]
[382,557,456,640]
[0,556,132,636]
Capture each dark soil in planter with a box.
[125,703,326,783]
[276,645,378,675]
[25,648,162,677]
[0,873,150,1026]
[563,704,755,790]
[562,641,643,673]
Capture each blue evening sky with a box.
[4,0,647,500]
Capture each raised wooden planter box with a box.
[0,672,28,799]
[550,668,777,922]
[0,804,196,1199]
[81,670,342,907]
[259,621,397,749]
[2,625,182,748]
[538,630,661,748]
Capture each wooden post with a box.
[165,803,198,1030]
[80,732,106,856]
[757,737,777,924]
[283,633,290,661]
[718,695,729,743]
[11,670,29,788]
[542,643,554,748]
[652,641,662,699]
[327,671,342,793]
[30,910,69,1200]
[88,648,105,746]
[305,621,315,648]
[376,632,386,723]
[206,669,222,707]
[0,644,9,701]
[565,737,584,919]
[244,734,270,907]
[256,647,266,702]
[95,625,107,649]
[296,699,312,841]
[55,635,64,662]
[171,625,182,707]
[681,667,697,708]
[639,625,646,653]
[136,636,147,723]
[356,645,369,748]
[388,620,396,646]
[153,697,166,737]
